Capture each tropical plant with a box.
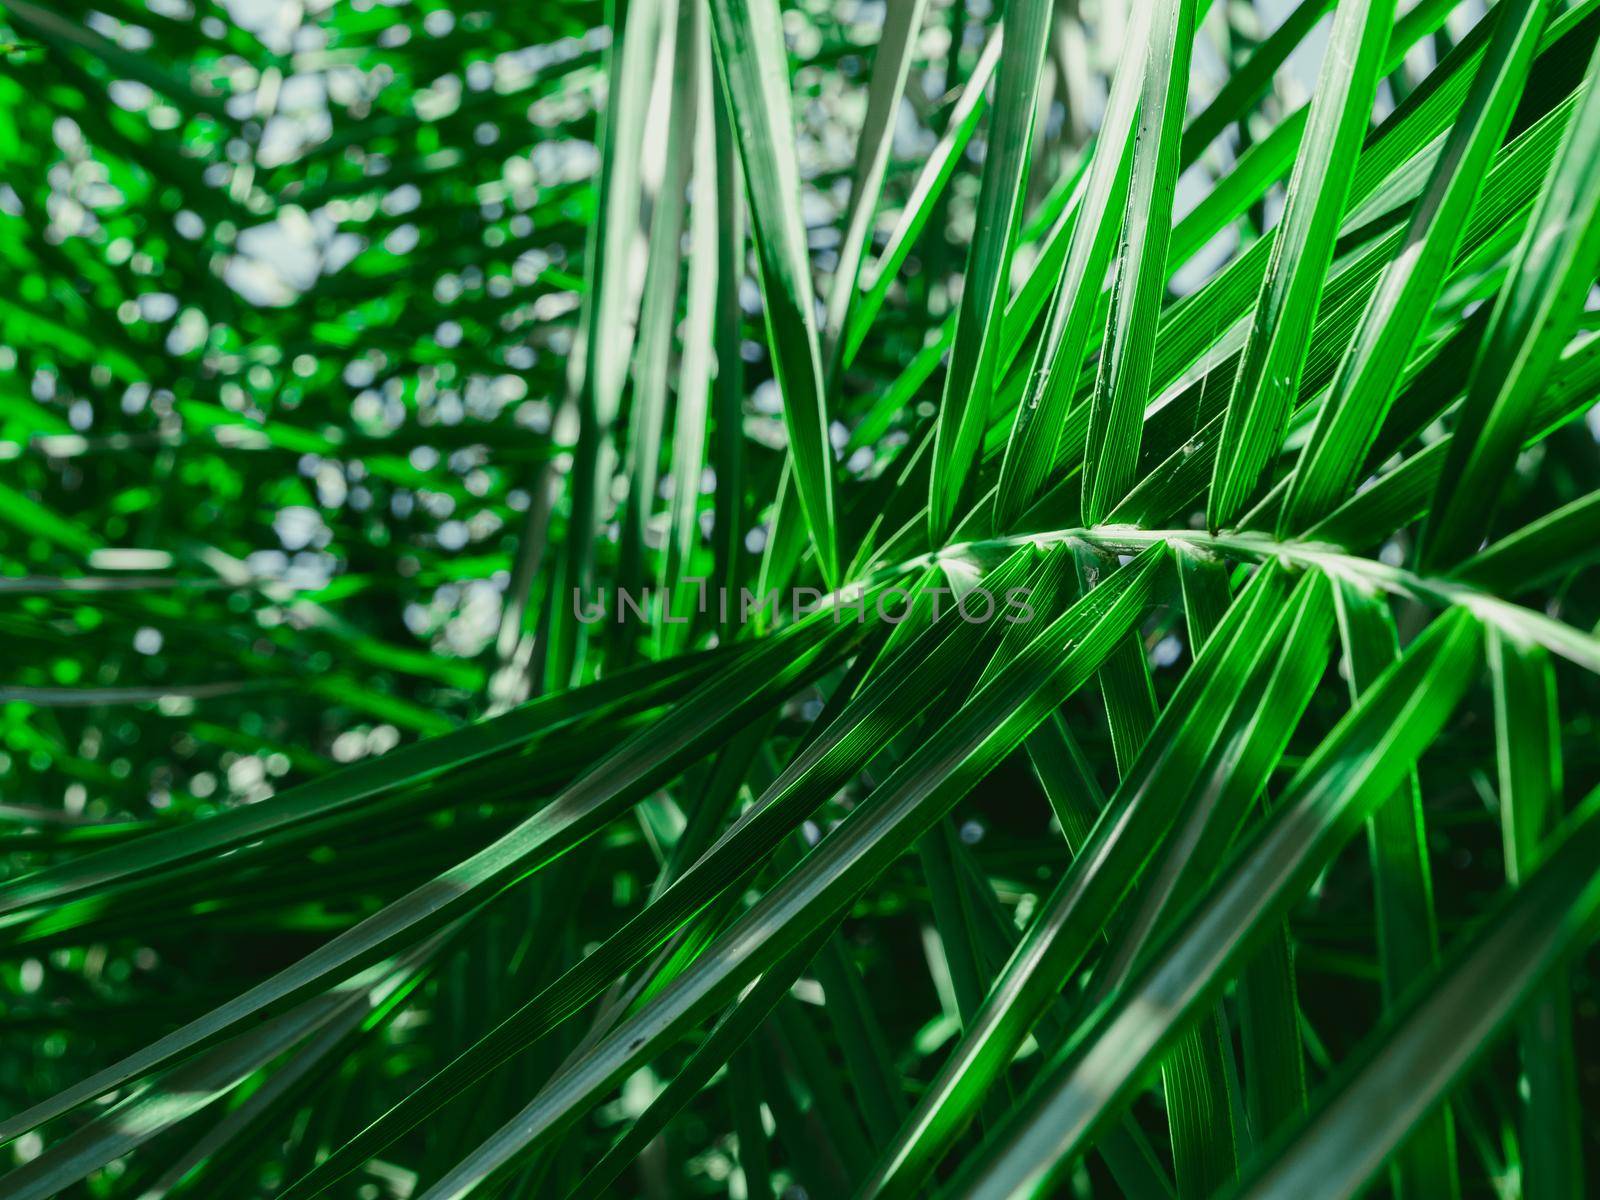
[2,0,1599,1196]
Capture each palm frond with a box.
[3,0,1598,1197]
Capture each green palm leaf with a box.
[4,2,1599,1197]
